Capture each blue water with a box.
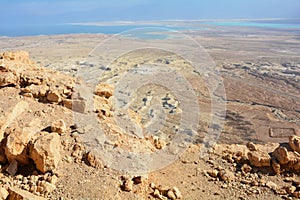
[203,20,300,29]
[0,24,194,39]
[1,20,300,38]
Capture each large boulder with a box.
[29,133,61,173]
[272,146,290,165]
[5,119,41,165]
[248,150,271,167]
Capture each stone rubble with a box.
[0,51,299,199]
[205,135,300,198]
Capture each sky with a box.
[0,0,300,25]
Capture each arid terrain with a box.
[0,25,300,199]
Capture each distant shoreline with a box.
[1,19,300,37]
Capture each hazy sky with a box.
[1,0,300,24]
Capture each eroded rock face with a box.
[30,133,61,173]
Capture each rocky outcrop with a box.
[0,51,75,108]
[215,136,300,175]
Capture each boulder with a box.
[8,186,46,200]
[5,119,41,165]
[30,133,61,173]
[248,150,271,167]
[47,91,61,103]
[51,119,66,134]
[289,135,300,153]
[272,146,290,165]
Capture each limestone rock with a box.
[289,135,300,153]
[266,181,278,190]
[5,119,41,165]
[151,136,167,150]
[272,146,290,165]
[48,175,59,185]
[218,170,235,182]
[0,101,28,143]
[8,186,46,200]
[286,151,300,171]
[171,187,182,199]
[248,150,271,167]
[94,96,112,117]
[241,164,252,174]
[94,83,114,98]
[123,179,133,192]
[2,51,30,63]
[5,124,29,165]
[246,142,257,151]
[0,70,19,87]
[207,169,219,178]
[30,133,61,173]
[0,187,9,200]
[43,182,56,193]
[86,150,104,169]
[51,119,66,134]
[47,91,61,103]
[167,189,177,200]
